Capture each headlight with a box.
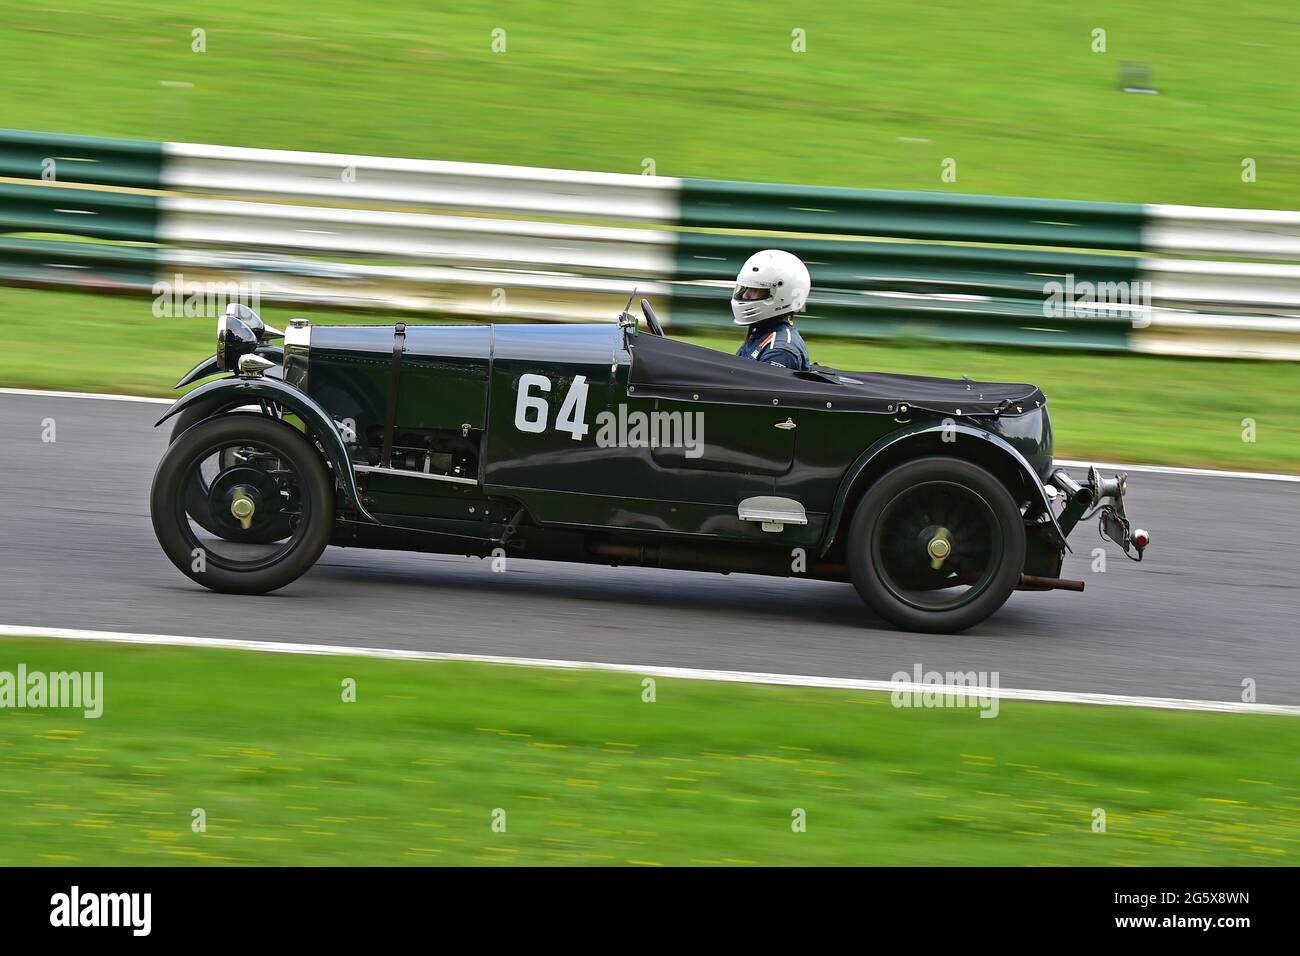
[226,302,282,340]
[217,314,258,371]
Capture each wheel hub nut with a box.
[230,489,256,530]
[926,533,952,568]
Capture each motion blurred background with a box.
[1,1,1299,868]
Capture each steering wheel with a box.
[640,298,665,336]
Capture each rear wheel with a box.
[847,456,1025,633]
[151,414,334,594]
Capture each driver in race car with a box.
[733,249,813,371]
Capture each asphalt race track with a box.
[2,392,1297,704]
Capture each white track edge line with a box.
[1055,458,1300,483]
[3,389,1296,483]
[2,625,1296,717]
[0,387,172,405]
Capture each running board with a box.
[738,496,807,533]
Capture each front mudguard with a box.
[156,376,376,524]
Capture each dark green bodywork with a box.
[163,321,1066,580]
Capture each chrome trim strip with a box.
[354,465,478,486]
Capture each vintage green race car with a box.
[151,301,1147,633]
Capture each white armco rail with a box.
[164,141,684,222]
[1144,204,1300,261]
[139,141,1300,359]
[159,196,679,276]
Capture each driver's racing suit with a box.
[736,315,811,371]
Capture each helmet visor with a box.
[733,285,771,302]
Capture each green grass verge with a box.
[1,1,1297,207]
[2,286,1297,472]
[0,637,1297,866]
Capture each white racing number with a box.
[514,373,589,441]
[514,373,550,433]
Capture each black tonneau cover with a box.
[626,334,1044,417]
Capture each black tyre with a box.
[847,456,1025,633]
[151,413,334,594]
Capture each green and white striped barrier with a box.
[2,128,1298,359]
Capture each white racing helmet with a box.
[731,249,811,325]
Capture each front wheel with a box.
[151,413,334,594]
[171,398,293,545]
[847,456,1026,633]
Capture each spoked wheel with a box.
[151,414,334,594]
[171,401,291,544]
[179,445,295,545]
[847,456,1025,633]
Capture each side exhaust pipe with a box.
[1018,573,1085,592]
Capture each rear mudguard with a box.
[155,375,376,523]
[175,346,284,389]
[820,421,1066,557]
